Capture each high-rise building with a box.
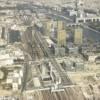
[1,27,5,39]
[74,27,83,44]
[45,21,53,34]
[57,21,64,30]
[8,29,21,43]
[57,30,66,47]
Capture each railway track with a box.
[34,30,72,86]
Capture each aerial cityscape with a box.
[0,0,100,100]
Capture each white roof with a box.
[0,54,10,60]
[11,24,19,30]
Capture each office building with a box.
[57,30,66,47]
[74,27,83,45]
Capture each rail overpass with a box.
[66,23,83,27]
[76,17,100,23]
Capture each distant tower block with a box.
[8,29,21,43]
[57,21,64,30]
[57,30,66,47]
[1,27,5,39]
[74,27,83,45]
[45,21,53,36]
